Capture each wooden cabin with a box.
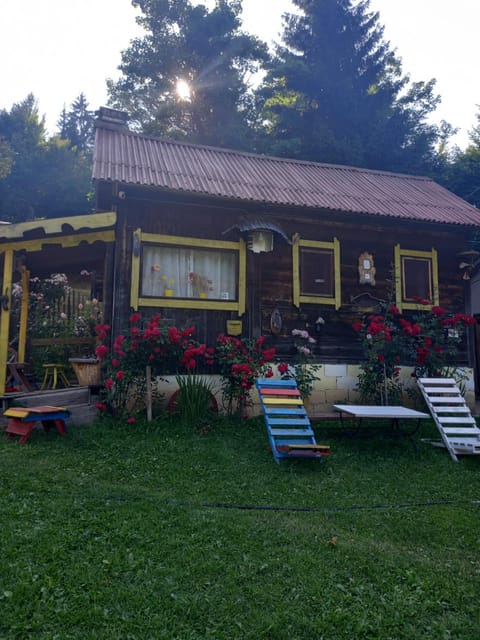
[1,106,480,413]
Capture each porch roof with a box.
[0,212,117,244]
[93,127,480,227]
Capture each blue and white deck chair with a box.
[256,378,330,464]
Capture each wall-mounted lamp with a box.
[247,230,274,253]
[457,250,480,280]
[223,217,290,253]
[459,261,473,280]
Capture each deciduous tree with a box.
[0,95,92,222]
[107,0,269,149]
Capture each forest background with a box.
[0,0,479,224]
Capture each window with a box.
[394,245,439,311]
[130,230,246,314]
[292,235,341,309]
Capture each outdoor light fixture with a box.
[457,249,480,280]
[222,217,290,254]
[247,229,274,253]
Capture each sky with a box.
[0,0,478,149]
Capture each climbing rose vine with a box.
[214,334,275,416]
[353,301,476,404]
[94,313,274,421]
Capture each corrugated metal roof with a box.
[93,127,480,227]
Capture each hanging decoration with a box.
[270,308,283,335]
[358,251,376,286]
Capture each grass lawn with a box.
[1,414,479,639]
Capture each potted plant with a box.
[69,298,103,385]
[188,272,213,298]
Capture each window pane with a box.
[402,257,432,301]
[141,245,237,300]
[300,248,334,297]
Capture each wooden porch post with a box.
[18,266,30,363]
[0,249,14,395]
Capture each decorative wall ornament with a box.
[270,308,283,335]
[358,251,376,286]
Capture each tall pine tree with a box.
[57,93,95,152]
[107,0,269,149]
[257,0,445,174]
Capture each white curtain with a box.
[141,245,236,300]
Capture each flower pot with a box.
[164,288,174,297]
[69,358,101,386]
[199,292,207,299]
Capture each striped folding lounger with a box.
[256,378,330,464]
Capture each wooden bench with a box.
[4,405,70,444]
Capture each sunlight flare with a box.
[176,79,191,101]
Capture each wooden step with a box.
[270,428,314,437]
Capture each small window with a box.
[130,230,246,314]
[395,245,438,311]
[300,248,334,297]
[293,236,341,308]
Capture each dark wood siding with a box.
[101,189,473,365]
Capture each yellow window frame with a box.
[130,229,246,315]
[292,235,341,309]
[394,244,439,311]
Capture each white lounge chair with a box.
[417,377,480,462]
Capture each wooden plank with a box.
[267,418,311,426]
[285,444,331,452]
[265,408,307,415]
[256,379,298,387]
[263,398,304,406]
[260,387,301,396]
[423,398,464,404]
[4,408,30,418]
[4,405,68,417]
[437,417,477,424]
[269,428,314,436]
[442,427,480,435]
[30,337,96,346]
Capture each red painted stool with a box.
[4,406,70,445]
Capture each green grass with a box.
[1,415,479,639]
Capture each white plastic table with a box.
[333,404,429,437]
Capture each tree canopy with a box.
[107,0,269,149]
[440,107,480,209]
[57,93,95,153]
[0,1,478,223]
[256,0,445,174]
[0,95,93,222]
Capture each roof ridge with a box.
[105,127,433,182]
[94,127,480,226]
